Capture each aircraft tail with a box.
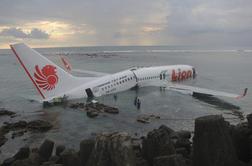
[10,43,91,101]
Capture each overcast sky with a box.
[0,0,251,48]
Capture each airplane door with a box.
[85,88,94,98]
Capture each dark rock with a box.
[176,130,191,139]
[87,132,136,166]
[153,154,187,166]
[136,158,149,166]
[103,107,119,114]
[193,115,240,166]
[175,148,188,158]
[61,149,81,166]
[40,161,56,166]
[247,114,252,129]
[4,121,27,130]
[11,152,44,166]
[39,139,55,160]
[69,103,85,109]
[27,120,53,131]
[2,157,15,166]
[136,114,160,124]
[0,133,7,147]
[13,146,30,160]
[142,125,175,165]
[86,109,99,118]
[79,139,95,166]
[249,135,252,159]
[0,108,15,116]
[56,145,66,156]
[136,116,150,124]
[11,130,26,139]
[49,155,60,163]
[175,138,191,156]
[231,122,252,162]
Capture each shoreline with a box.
[1,111,252,166]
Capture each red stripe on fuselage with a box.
[10,45,45,99]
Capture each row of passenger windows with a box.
[101,76,134,91]
[138,76,159,81]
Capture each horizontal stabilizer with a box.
[60,56,108,77]
[72,69,109,77]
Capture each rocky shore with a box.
[1,113,252,166]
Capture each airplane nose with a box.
[192,67,197,78]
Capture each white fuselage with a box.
[65,65,196,99]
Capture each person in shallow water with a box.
[137,98,141,110]
[113,94,117,101]
[134,97,138,106]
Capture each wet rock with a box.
[193,115,240,166]
[0,127,7,147]
[86,109,99,118]
[11,152,44,166]
[175,148,188,158]
[11,130,27,139]
[1,157,15,166]
[0,134,7,147]
[4,121,27,130]
[56,145,66,156]
[132,139,149,166]
[41,161,56,166]
[27,120,53,131]
[13,146,30,160]
[87,132,136,166]
[153,154,187,166]
[175,138,191,156]
[39,139,55,161]
[86,103,119,115]
[136,116,150,124]
[1,151,28,166]
[231,122,252,162]
[142,125,175,165]
[49,155,61,163]
[103,107,119,114]
[69,103,85,109]
[247,114,252,129]
[0,108,15,116]
[61,149,81,166]
[176,130,191,140]
[136,114,160,124]
[79,139,95,166]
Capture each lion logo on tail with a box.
[34,65,59,91]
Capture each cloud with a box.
[142,26,163,33]
[0,27,49,39]
[29,28,49,39]
[0,0,252,47]
[0,27,27,38]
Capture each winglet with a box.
[236,88,248,99]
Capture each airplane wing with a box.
[59,56,109,77]
[166,83,247,99]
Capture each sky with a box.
[0,0,252,48]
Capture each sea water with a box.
[0,46,251,160]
